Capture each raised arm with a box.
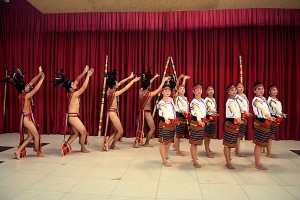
[181,75,190,87]
[74,68,94,97]
[26,72,45,99]
[176,74,185,87]
[115,76,140,96]
[74,65,89,85]
[117,72,134,87]
[151,76,170,97]
[28,66,43,86]
[150,73,159,84]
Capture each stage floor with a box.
[0,133,300,200]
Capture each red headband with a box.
[162,86,171,91]
[253,84,263,90]
[193,85,202,90]
[236,83,243,87]
[269,86,277,91]
[227,85,236,92]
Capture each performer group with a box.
[2,61,287,170]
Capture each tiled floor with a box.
[0,133,300,200]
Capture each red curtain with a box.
[0,0,299,140]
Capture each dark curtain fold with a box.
[0,0,299,140]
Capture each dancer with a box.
[204,85,218,158]
[173,74,190,156]
[134,70,170,148]
[54,66,94,155]
[189,83,207,168]
[252,82,274,170]
[235,82,252,156]
[157,82,177,167]
[4,66,45,159]
[266,85,287,158]
[103,70,140,150]
[223,84,242,169]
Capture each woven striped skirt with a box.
[253,118,270,147]
[176,113,186,138]
[238,118,248,137]
[223,120,240,148]
[269,121,279,140]
[158,120,176,145]
[205,116,217,138]
[189,119,205,145]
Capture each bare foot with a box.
[37,151,45,157]
[133,142,139,148]
[81,148,90,153]
[206,152,214,158]
[143,143,154,148]
[14,151,20,160]
[255,164,268,170]
[176,151,186,156]
[193,162,201,168]
[110,146,120,150]
[209,149,213,153]
[225,163,235,169]
[163,161,172,167]
[102,143,109,151]
[266,154,276,158]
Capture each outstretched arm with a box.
[115,76,140,96]
[270,101,287,118]
[254,100,273,120]
[74,65,89,85]
[150,73,159,84]
[74,68,94,97]
[28,66,43,86]
[26,72,45,99]
[151,76,170,97]
[117,72,134,87]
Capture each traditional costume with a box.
[235,83,250,138]
[252,84,271,147]
[267,85,283,139]
[135,70,152,144]
[174,92,189,139]
[223,94,241,148]
[54,71,88,156]
[4,68,42,158]
[157,84,177,145]
[204,92,217,138]
[189,85,207,145]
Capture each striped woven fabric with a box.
[253,119,270,147]
[158,120,175,145]
[223,120,240,148]
[189,120,204,145]
[176,115,186,138]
